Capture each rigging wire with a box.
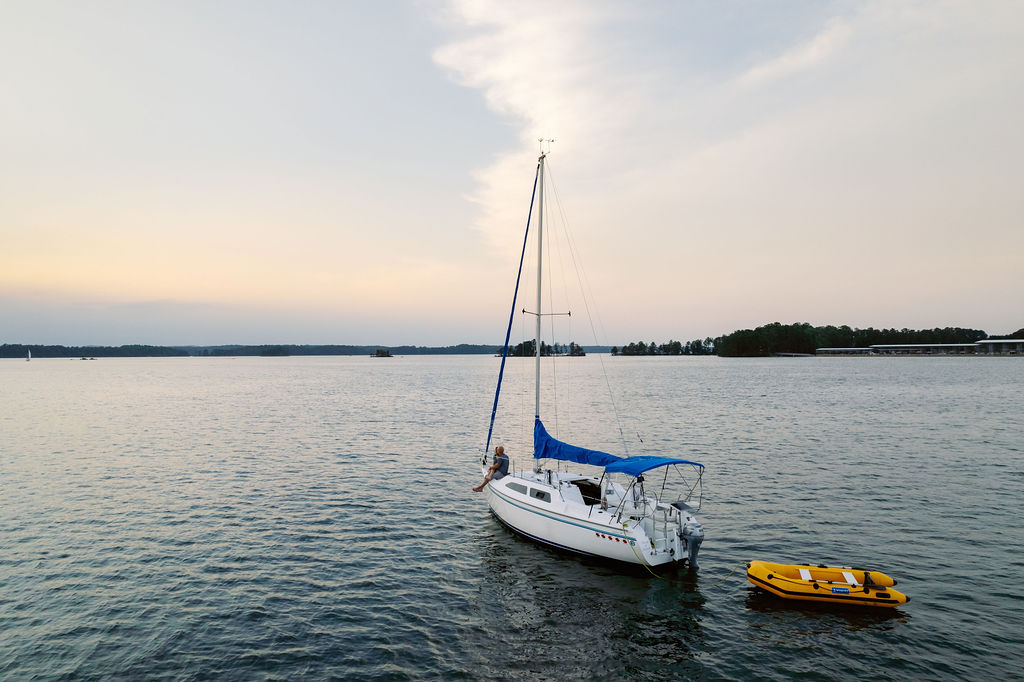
[519,248,532,465]
[545,161,632,456]
[544,182,559,450]
[548,165,575,454]
[484,161,539,461]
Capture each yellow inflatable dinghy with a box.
[746,560,909,607]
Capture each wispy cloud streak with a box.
[432,0,1024,335]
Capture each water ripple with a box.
[1,356,1022,679]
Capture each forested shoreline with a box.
[3,323,1021,359]
[712,323,1005,357]
[620,323,1022,358]
[0,343,500,358]
[612,339,714,356]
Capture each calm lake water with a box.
[2,355,1022,680]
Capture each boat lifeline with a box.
[474,146,706,569]
[746,560,909,607]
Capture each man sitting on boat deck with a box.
[473,446,509,492]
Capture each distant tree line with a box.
[0,344,189,358]
[612,339,714,356]
[552,341,585,356]
[506,340,586,357]
[1,343,501,358]
[5,324,1019,360]
[191,343,500,356]
[712,322,990,357]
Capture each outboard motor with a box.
[681,521,704,569]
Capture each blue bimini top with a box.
[604,456,704,477]
[533,418,703,476]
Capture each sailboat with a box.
[477,147,706,569]
[26,348,31,362]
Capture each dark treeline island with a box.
[613,339,715,356]
[507,340,587,357]
[4,324,1020,359]
[616,323,1023,357]
[712,323,1009,357]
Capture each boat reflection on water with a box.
[473,522,709,678]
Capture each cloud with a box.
[739,20,852,86]
[432,1,652,249]
[432,0,1024,337]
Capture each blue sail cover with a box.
[533,418,622,468]
[604,456,704,477]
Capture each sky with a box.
[2,0,1022,346]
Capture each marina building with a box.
[817,340,1024,356]
[976,339,1024,354]
[815,347,874,355]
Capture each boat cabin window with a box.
[529,488,551,503]
[506,481,528,495]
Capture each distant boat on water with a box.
[371,349,393,358]
[26,349,31,362]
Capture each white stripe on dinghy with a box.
[799,568,812,581]
[842,571,858,585]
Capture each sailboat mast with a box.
[535,152,545,418]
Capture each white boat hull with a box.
[483,468,699,567]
